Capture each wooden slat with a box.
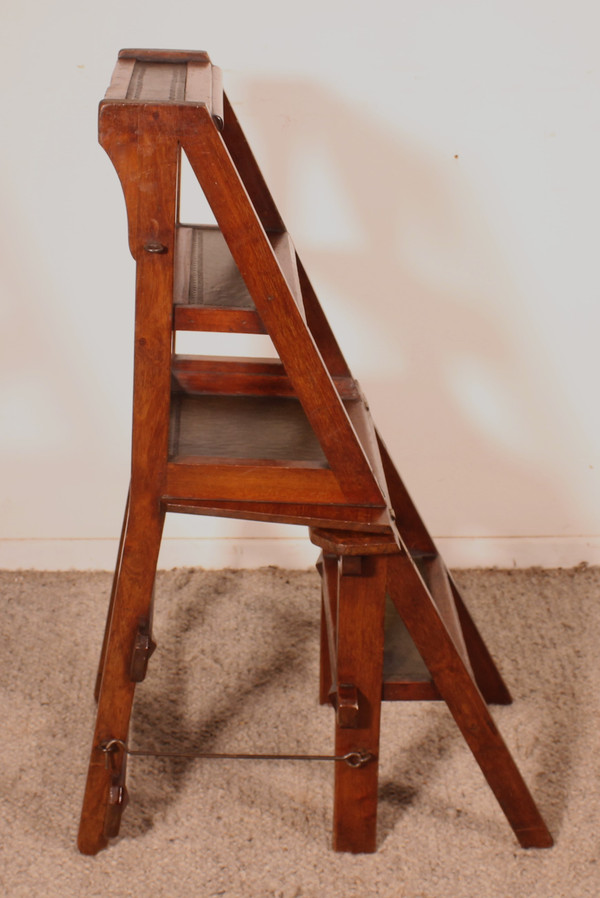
[382,681,440,701]
[174,306,265,333]
[171,355,360,399]
[173,225,265,332]
[183,224,252,305]
[165,460,348,504]
[309,527,397,556]
[169,393,329,463]
[172,355,292,396]
[173,226,304,331]
[119,49,211,63]
[162,497,392,530]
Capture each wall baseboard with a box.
[0,536,598,571]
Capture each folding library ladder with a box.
[78,49,553,855]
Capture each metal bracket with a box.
[336,683,360,728]
[102,739,129,839]
[130,618,156,682]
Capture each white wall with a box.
[1,1,599,569]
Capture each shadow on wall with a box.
[236,77,576,541]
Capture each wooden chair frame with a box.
[78,49,553,856]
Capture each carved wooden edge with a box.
[104,49,222,122]
[119,48,211,63]
[309,526,398,556]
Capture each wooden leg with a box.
[387,554,553,849]
[94,487,131,701]
[333,555,387,853]
[318,553,338,706]
[78,498,165,855]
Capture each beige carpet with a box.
[1,565,598,897]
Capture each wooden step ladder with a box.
[78,49,553,855]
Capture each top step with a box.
[103,48,223,126]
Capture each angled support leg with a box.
[333,554,387,853]
[387,552,553,849]
[317,552,338,706]
[94,486,131,701]
[78,497,165,855]
[377,430,512,705]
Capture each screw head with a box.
[143,242,167,254]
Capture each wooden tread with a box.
[173,225,305,333]
[105,49,223,124]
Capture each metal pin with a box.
[99,740,372,769]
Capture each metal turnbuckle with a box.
[100,739,372,769]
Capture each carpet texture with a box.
[1,565,599,897]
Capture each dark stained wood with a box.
[174,306,265,333]
[382,680,440,701]
[333,555,387,853]
[310,527,397,556]
[180,106,385,506]
[94,487,130,701]
[162,497,392,530]
[98,103,141,257]
[165,459,347,505]
[171,355,360,400]
[80,103,178,854]
[119,48,211,63]
[80,50,552,859]
[312,534,441,703]
[79,498,165,854]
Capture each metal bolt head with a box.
[143,241,167,254]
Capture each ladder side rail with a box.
[221,92,352,378]
[180,106,385,506]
